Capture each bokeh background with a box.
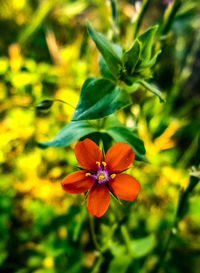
[0,0,200,272]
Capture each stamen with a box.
[110,174,116,179]
[102,161,107,167]
[96,161,101,166]
[98,174,105,180]
[85,173,91,177]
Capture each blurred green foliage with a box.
[0,0,200,273]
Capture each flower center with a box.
[96,169,109,184]
[98,174,105,181]
[85,161,116,184]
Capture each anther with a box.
[110,174,116,179]
[102,161,107,167]
[85,173,91,177]
[96,161,101,166]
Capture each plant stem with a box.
[110,0,117,24]
[151,174,199,273]
[133,0,152,39]
[109,0,118,42]
[19,0,56,45]
[91,255,104,273]
[160,0,183,35]
[89,214,103,253]
[100,117,107,129]
[55,99,75,109]
[120,225,132,254]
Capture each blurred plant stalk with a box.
[19,0,57,45]
[151,138,200,273]
[132,0,152,39]
[160,0,183,35]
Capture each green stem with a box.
[163,24,200,117]
[110,0,117,24]
[100,117,107,129]
[55,99,75,109]
[133,0,152,39]
[19,0,56,45]
[152,174,199,273]
[91,255,104,273]
[176,176,199,219]
[96,117,107,131]
[109,0,118,42]
[73,206,87,241]
[160,0,183,35]
[120,225,132,254]
[89,214,104,253]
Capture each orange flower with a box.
[62,139,141,217]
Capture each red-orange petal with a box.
[105,143,135,172]
[75,138,103,171]
[109,173,140,201]
[87,184,110,217]
[62,170,93,194]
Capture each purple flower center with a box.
[89,162,115,184]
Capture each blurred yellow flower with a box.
[138,118,180,158]
[43,256,54,268]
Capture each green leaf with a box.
[99,55,116,81]
[135,67,153,80]
[36,99,54,111]
[138,80,165,102]
[104,114,124,129]
[38,121,97,147]
[107,255,132,273]
[123,39,142,74]
[105,126,146,161]
[87,21,122,77]
[72,77,131,121]
[109,235,156,260]
[138,25,158,62]
[139,50,162,69]
[130,234,156,258]
[99,44,123,81]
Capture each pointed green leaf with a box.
[135,66,153,80]
[87,21,122,77]
[99,44,123,81]
[38,121,97,147]
[138,80,165,102]
[99,55,116,81]
[72,77,131,121]
[109,235,156,260]
[130,234,156,258]
[105,126,147,161]
[123,39,142,74]
[138,25,158,61]
[113,43,123,58]
[107,255,132,273]
[139,50,162,69]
